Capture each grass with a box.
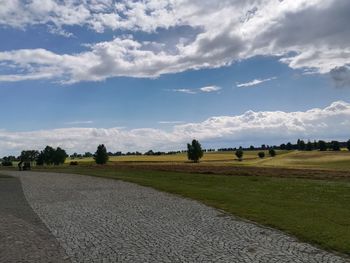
[67,149,350,171]
[32,164,350,256]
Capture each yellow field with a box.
[67,149,350,171]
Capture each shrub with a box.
[258,152,265,158]
[70,161,78,166]
[235,149,243,161]
[269,149,276,157]
[1,161,13,166]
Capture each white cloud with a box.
[170,85,221,95]
[172,89,197,94]
[199,86,221,93]
[47,25,74,38]
[0,0,349,83]
[1,101,350,156]
[236,77,277,88]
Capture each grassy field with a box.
[67,149,350,171]
[26,163,350,256]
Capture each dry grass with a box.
[67,150,350,171]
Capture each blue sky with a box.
[0,0,350,155]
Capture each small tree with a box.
[258,152,265,158]
[306,141,313,151]
[318,140,327,151]
[235,149,243,161]
[347,139,350,151]
[330,141,340,151]
[297,139,306,151]
[286,142,292,150]
[94,144,109,164]
[187,139,203,163]
[269,149,276,157]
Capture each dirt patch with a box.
[102,163,350,181]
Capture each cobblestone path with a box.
[0,174,69,263]
[3,171,349,262]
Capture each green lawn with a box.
[33,165,350,256]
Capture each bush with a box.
[235,149,243,161]
[1,161,13,166]
[258,152,265,158]
[269,149,276,157]
[70,161,78,166]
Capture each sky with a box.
[0,0,350,155]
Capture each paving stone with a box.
[0,174,69,263]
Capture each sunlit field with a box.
[66,149,350,171]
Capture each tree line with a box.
[1,138,350,166]
[217,139,350,152]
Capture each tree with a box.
[269,149,276,157]
[235,149,244,161]
[297,139,305,151]
[145,150,155,156]
[258,152,265,158]
[36,152,45,166]
[187,139,203,163]
[94,144,109,164]
[318,140,327,151]
[42,146,55,165]
[347,140,350,151]
[35,146,67,165]
[84,152,93,158]
[330,141,340,151]
[306,141,313,151]
[286,142,292,150]
[52,147,67,165]
[280,143,286,150]
[20,150,39,162]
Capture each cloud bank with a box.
[0,0,349,84]
[1,101,350,156]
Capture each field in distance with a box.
[67,149,350,171]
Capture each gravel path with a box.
[4,171,349,263]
